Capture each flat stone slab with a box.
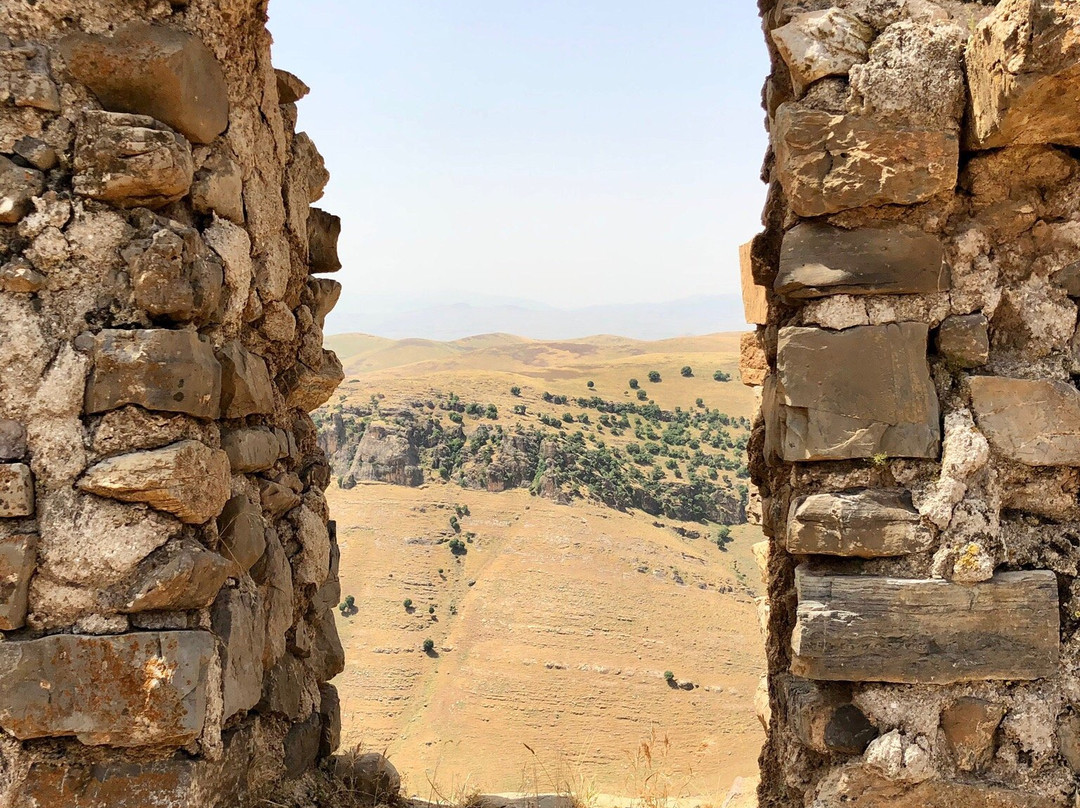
[774,102,958,217]
[85,329,221,418]
[787,489,932,558]
[770,8,873,96]
[967,0,1080,149]
[791,568,1059,684]
[970,376,1080,466]
[776,223,948,299]
[221,426,280,473]
[774,324,940,461]
[936,313,989,368]
[0,532,34,629]
[0,631,214,746]
[217,341,275,418]
[78,440,230,524]
[60,23,229,144]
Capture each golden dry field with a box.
[322,332,765,801]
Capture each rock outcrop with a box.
[0,2,345,804]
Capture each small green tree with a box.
[428,605,436,614]
[423,639,435,653]
[681,366,693,377]
[510,386,522,397]
[664,670,675,682]
[637,389,648,401]
[648,371,661,383]
[713,370,731,382]
[629,378,640,389]
[404,599,413,610]
[449,515,461,533]
[587,380,595,388]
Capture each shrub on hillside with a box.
[648,371,661,383]
[628,378,639,389]
[713,370,731,382]
[681,366,693,377]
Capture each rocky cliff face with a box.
[751,1,1080,805]
[0,2,346,805]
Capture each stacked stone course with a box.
[750,0,1080,805]
[0,1,346,805]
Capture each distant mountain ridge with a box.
[324,294,747,341]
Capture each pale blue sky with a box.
[267,2,770,313]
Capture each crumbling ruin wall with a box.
[0,1,345,805]
[748,0,1080,805]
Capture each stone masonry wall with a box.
[749,1,1080,806]
[0,1,344,805]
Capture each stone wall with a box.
[749,1,1080,805]
[0,1,344,805]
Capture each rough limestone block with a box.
[309,607,345,683]
[0,155,44,224]
[218,495,267,571]
[941,697,1005,772]
[787,489,932,558]
[740,240,768,325]
[221,427,280,473]
[967,0,1080,149]
[774,324,940,461]
[259,479,301,518]
[308,207,341,273]
[85,329,222,419]
[212,587,265,719]
[0,257,46,293]
[773,103,958,217]
[791,568,1059,684]
[770,8,873,96]
[776,223,948,299]
[13,135,58,171]
[0,40,60,111]
[59,23,229,144]
[1058,712,1080,774]
[0,533,35,629]
[217,341,275,418]
[936,314,989,368]
[284,711,322,778]
[0,631,214,746]
[119,538,235,612]
[811,764,1059,808]
[77,440,230,524]
[259,652,309,720]
[0,463,34,517]
[191,150,244,224]
[73,110,194,209]
[123,221,223,325]
[307,277,342,329]
[275,68,310,104]
[318,682,341,757]
[970,376,1080,466]
[281,350,345,412]
[783,676,878,755]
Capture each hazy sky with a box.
[266,1,770,311]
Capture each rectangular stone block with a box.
[0,462,33,517]
[739,331,767,387]
[791,568,1059,684]
[774,103,958,217]
[774,324,940,461]
[740,240,767,325]
[85,329,222,418]
[787,489,932,558]
[0,631,214,746]
[0,532,34,629]
[970,376,1080,466]
[775,223,948,299]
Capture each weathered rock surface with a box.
[0,462,34,517]
[0,631,214,746]
[221,427,280,473]
[792,569,1059,684]
[787,489,931,557]
[212,587,264,719]
[970,377,1080,466]
[73,110,194,209]
[773,324,940,461]
[218,495,266,572]
[0,533,34,630]
[0,257,46,292]
[0,154,44,224]
[284,711,322,778]
[60,23,229,144]
[78,440,230,524]
[771,8,872,96]
[119,538,234,613]
[941,697,1004,772]
[0,39,60,112]
[776,223,948,299]
[783,676,878,755]
[318,682,341,758]
[1058,711,1080,774]
[308,207,341,273]
[85,329,222,419]
[936,313,989,368]
[967,0,1080,149]
[809,765,1058,808]
[307,278,342,329]
[352,422,424,486]
[276,69,310,104]
[191,150,244,224]
[217,341,275,418]
[739,331,767,387]
[773,103,958,217]
[330,752,401,803]
[281,350,344,412]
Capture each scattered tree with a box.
[637,390,648,401]
[428,605,436,614]
[713,370,731,382]
[510,386,522,397]
[587,380,595,388]
[664,670,675,682]
[403,599,413,610]
[648,371,662,383]
[681,366,693,378]
[629,378,640,389]
[423,639,435,654]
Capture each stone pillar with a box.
[751,2,1080,806]
[0,1,344,804]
